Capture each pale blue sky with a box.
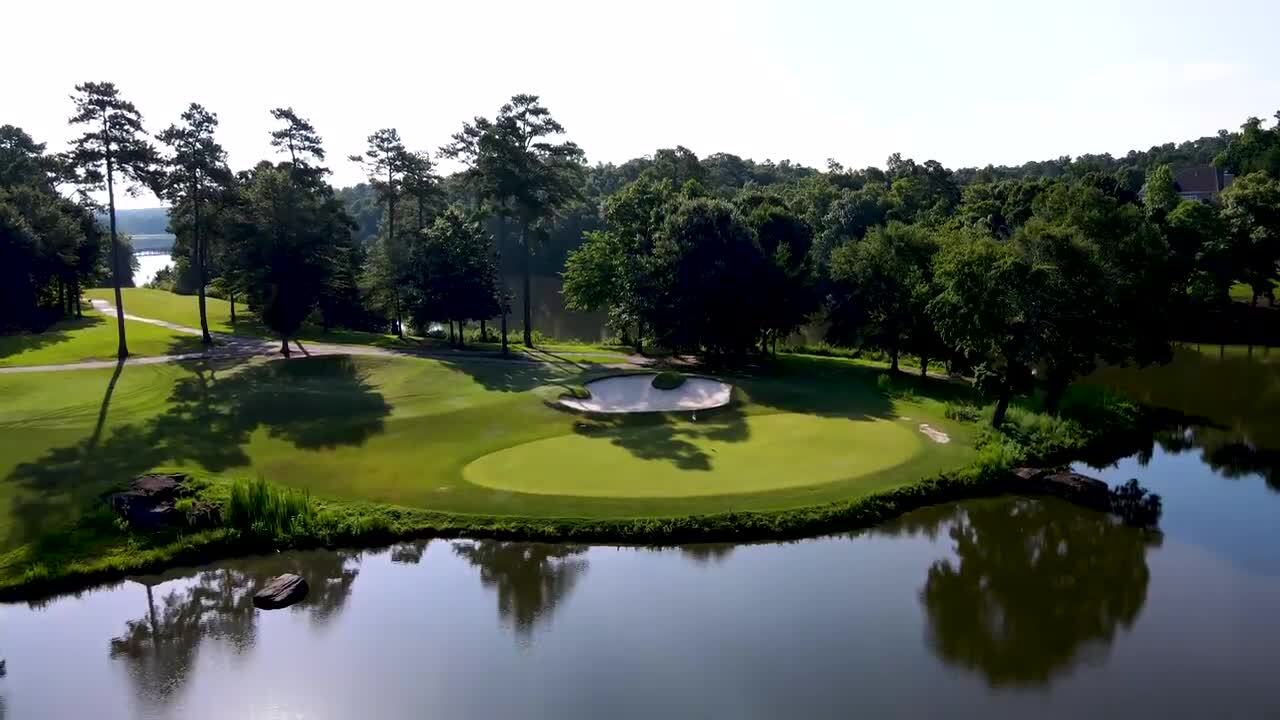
[6,0,1278,207]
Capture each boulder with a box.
[253,573,309,610]
[1037,471,1111,511]
[1010,467,1050,482]
[107,473,188,529]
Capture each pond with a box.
[1,345,1277,719]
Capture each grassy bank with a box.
[0,343,1145,599]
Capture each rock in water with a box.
[1038,471,1112,511]
[253,573,309,610]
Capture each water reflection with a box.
[107,550,360,708]
[882,498,1158,687]
[452,541,588,637]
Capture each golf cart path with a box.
[0,301,636,374]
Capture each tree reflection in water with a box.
[452,541,588,639]
[108,550,361,708]
[883,497,1159,687]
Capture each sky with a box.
[5,0,1278,208]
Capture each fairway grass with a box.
[0,353,977,565]
[83,287,631,362]
[0,309,203,367]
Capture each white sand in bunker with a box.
[918,423,951,443]
[560,374,733,414]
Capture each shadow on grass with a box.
[567,402,751,471]
[4,355,392,549]
[0,315,104,362]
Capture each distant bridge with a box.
[134,248,172,257]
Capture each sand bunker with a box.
[918,423,951,444]
[560,374,732,414]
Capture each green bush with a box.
[944,403,982,422]
[225,477,316,539]
[652,371,686,390]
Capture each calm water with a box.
[1,347,1278,719]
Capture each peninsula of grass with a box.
[0,346,1142,599]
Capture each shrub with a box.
[652,371,686,390]
[225,477,315,539]
[944,403,982,423]
[996,405,1089,459]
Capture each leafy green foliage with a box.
[651,371,685,390]
[226,477,316,539]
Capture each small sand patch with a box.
[918,423,951,444]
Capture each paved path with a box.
[0,301,635,374]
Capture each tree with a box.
[1216,112,1280,178]
[1220,172,1280,305]
[440,114,513,354]
[929,231,1039,427]
[828,222,936,372]
[742,195,817,354]
[647,197,769,355]
[492,95,586,347]
[1141,164,1178,216]
[67,82,159,359]
[1166,200,1230,304]
[562,177,675,352]
[157,103,232,343]
[404,206,501,343]
[349,128,410,336]
[235,162,339,355]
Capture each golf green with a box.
[0,352,977,557]
[464,414,923,497]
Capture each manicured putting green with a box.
[464,413,924,498]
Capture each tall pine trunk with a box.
[496,214,509,356]
[195,183,212,344]
[521,216,533,348]
[73,277,82,317]
[388,168,403,339]
[229,291,237,324]
[105,149,129,359]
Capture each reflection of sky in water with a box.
[1080,440,1280,577]
[134,254,171,286]
[2,493,1278,719]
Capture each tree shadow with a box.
[0,315,104,363]
[433,355,570,393]
[5,355,392,548]
[875,497,1158,688]
[568,402,751,471]
[735,355,933,420]
[452,540,588,641]
[107,549,362,710]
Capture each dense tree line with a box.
[562,113,1280,426]
[4,83,1278,426]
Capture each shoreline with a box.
[0,454,1144,603]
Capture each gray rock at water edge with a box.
[1038,471,1112,511]
[253,573,309,610]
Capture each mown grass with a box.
[0,342,1151,598]
[84,287,633,363]
[0,308,203,367]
